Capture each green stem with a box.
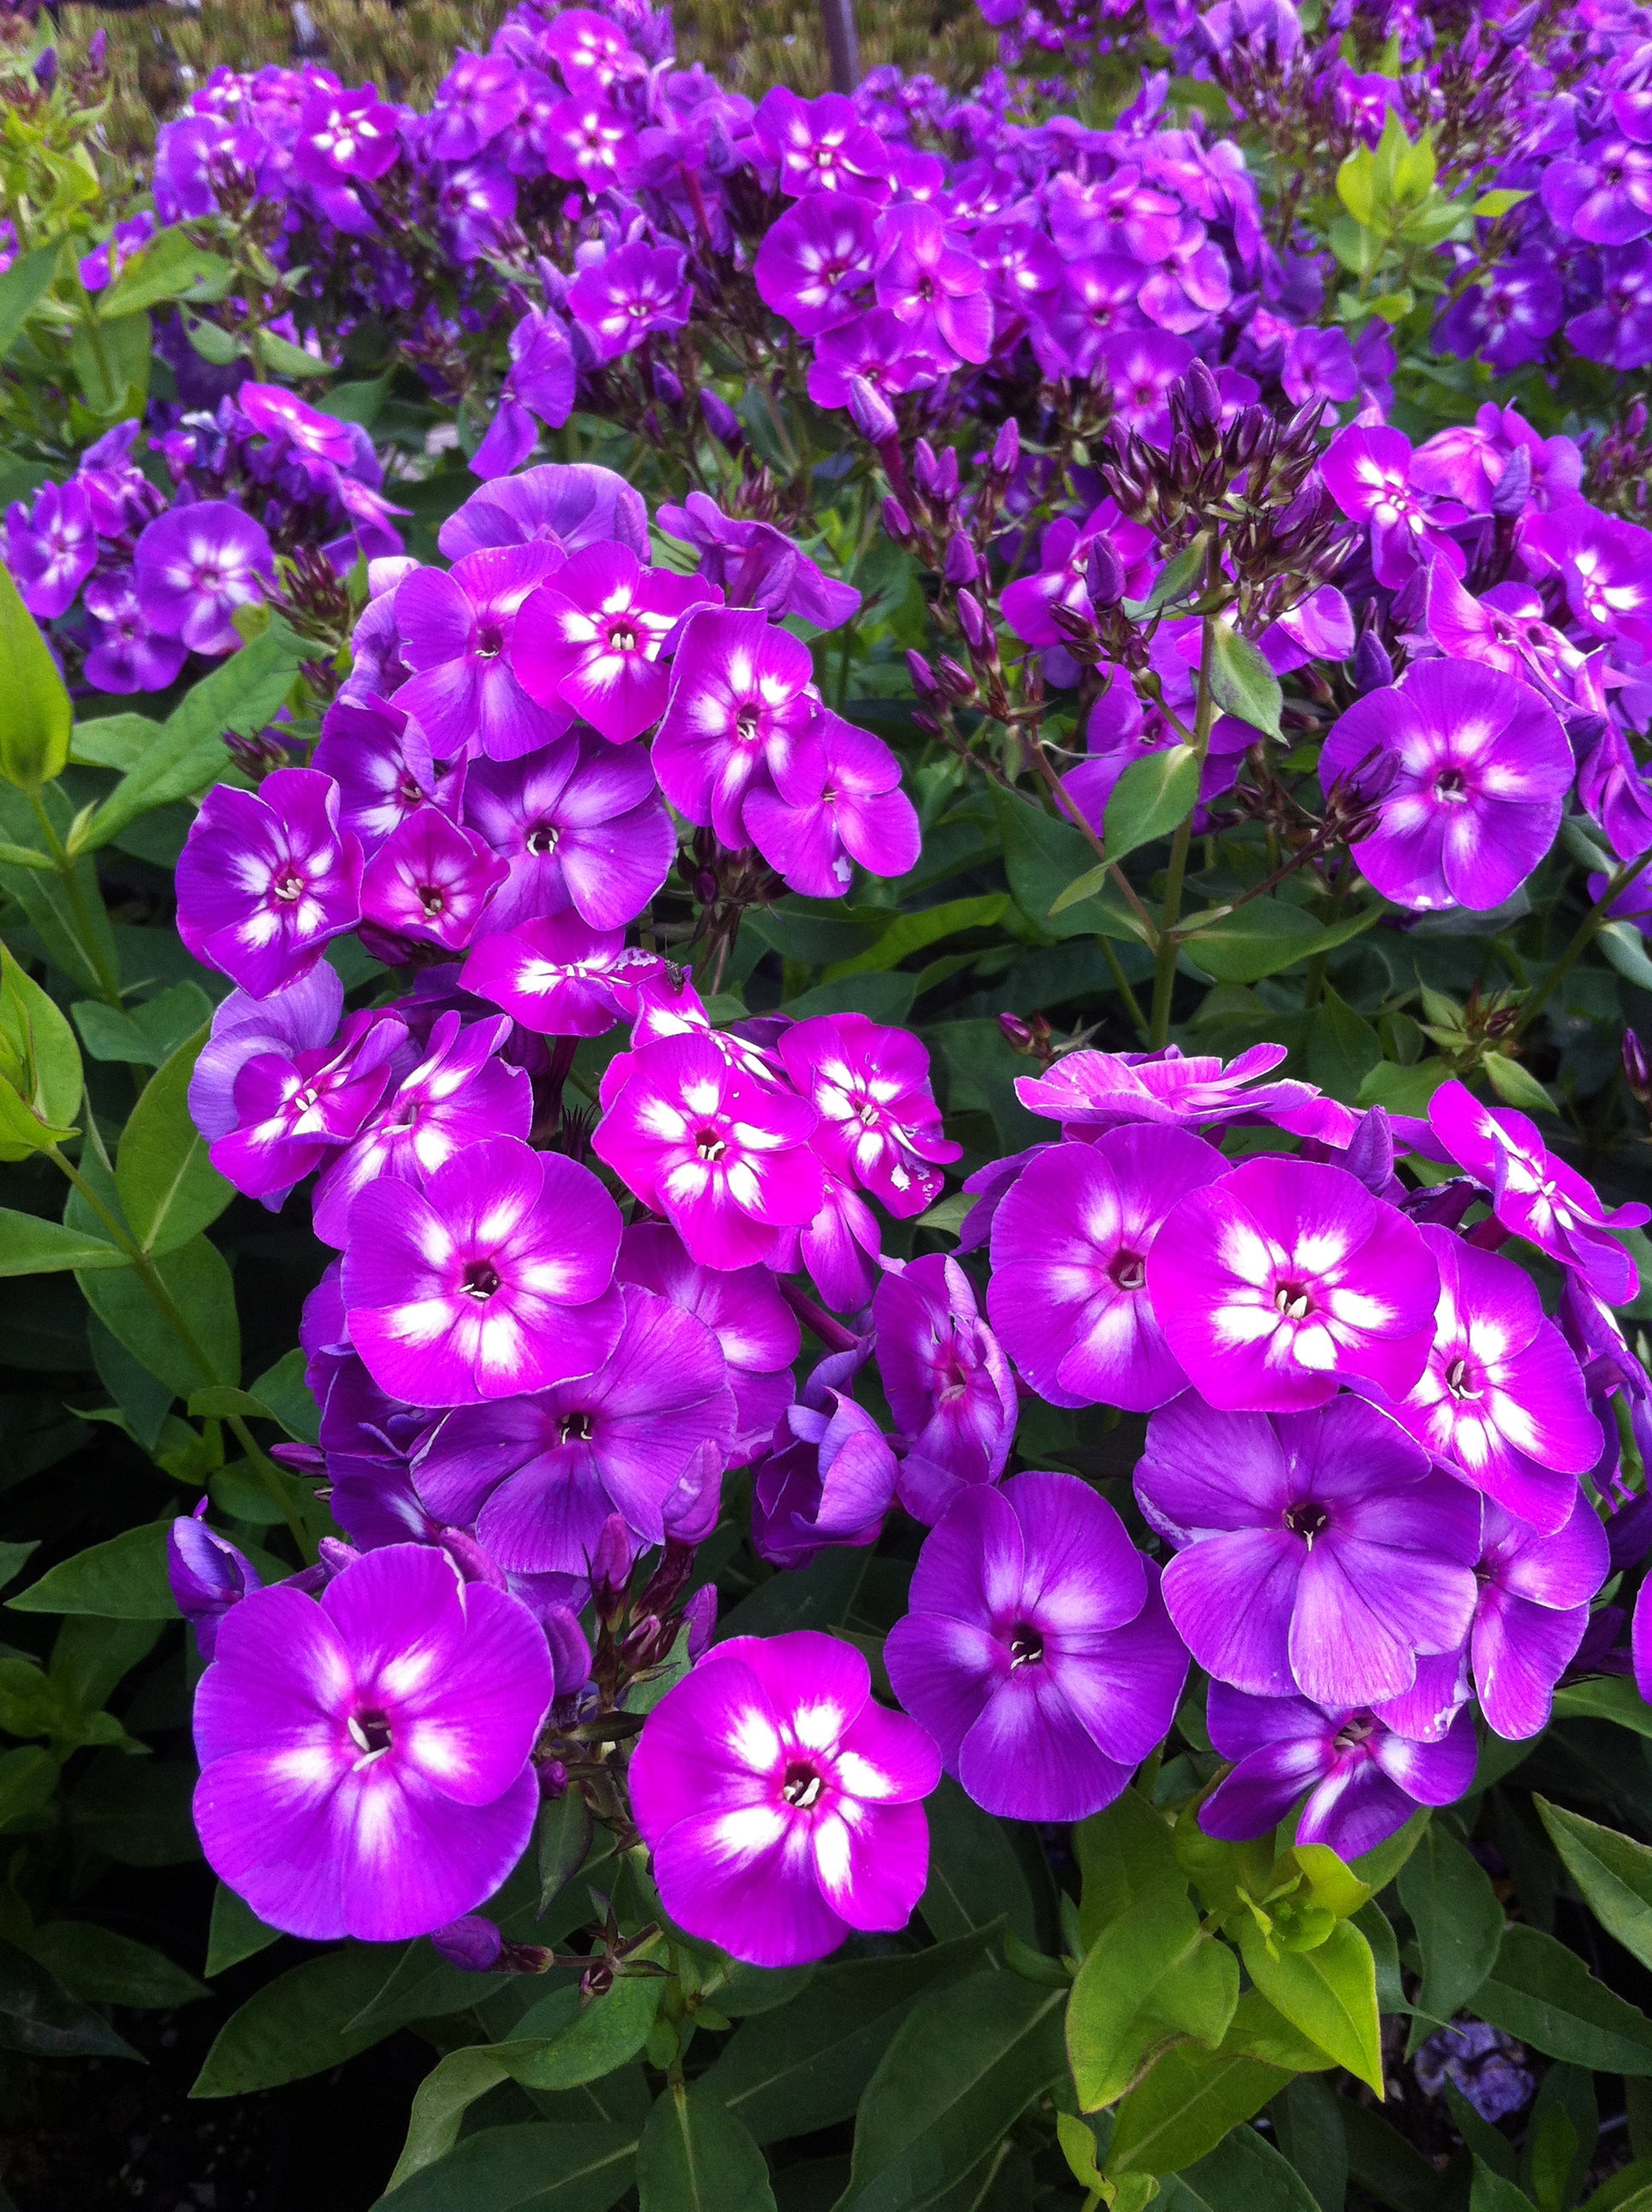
[1148,615,1219,1047]
[26,789,123,1010]
[1518,841,1652,1039]
[1301,874,1349,1012]
[1100,939,1150,1046]
[1026,737,1157,941]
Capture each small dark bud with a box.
[1352,631,1394,694]
[882,494,914,544]
[998,1010,1053,1057]
[1184,359,1222,432]
[1274,480,1324,546]
[990,417,1020,475]
[905,649,940,700]
[33,47,55,90]
[580,1960,615,2000]
[912,437,940,494]
[956,589,989,653]
[538,1759,570,1799]
[847,375,899,445]
[692,868,718,905]
[1085,537,1126,608]
[943,531,979,585]
[935,654,976,701]
[87,27,108,67]
[651,361,683,410]
[1626,1027,1652,1103]
[699,388,743,452]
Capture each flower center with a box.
[735,704,760,743]
[1285,1500,1329,1544]
[273,869,305,904]
[1008,1623,1044,1668]
[1332,1714,1375,1752]
[474,621,504,660]
[782,1761,824,1808]
[695,1126,726,1161]
[1435,766,1470,803]
[419,884,446,917]
[1274,1280,1313,1319]
[608,623,637,653]
[462,1260,502,1301]
[560,1409,594,1442]
[1109,1249,1147,1292]
[1445,1354,1481,1400]
[347,1709,393,1768]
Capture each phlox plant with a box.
[6,0,1652,2205]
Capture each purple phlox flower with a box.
[594,1033,824,1270]
[194,1544,551,1941]
[630,1628,939,1968]
[1015,1040,1317,1137]
[752,86,893,201]
[1000,507,1156,652]
[436,160,517,262]
[237,381,358,465]
[514,543,719,744]
[987,1126,1229,1414]
[1132,213,1232,334]
[1384,1225,1602,1534]
[474,314,576,479]
[438,462,649,564]
[79,211,157,294]
[1281,325,1358,409]
[1320,658,1571,913]
[776,1164,884,1314]
[358,806,508,958]
[212,1010,405,1207]
[339,579,414,708]
[428,49,522,161]
[1422,566,1585,706]
[543,95,639,191]
[874,1254,1017,1525]
[614,968,783,1091]
[543,8,646,92]
[1320,425,1468,591]
[1137,1393,1480,1704]
[6,479,96,621]
[1543,131,1652,244]
[885,1471,1187,1821]
[753,1344,897,1569]
[394,545,570,763]
[653,607,825,847]
[1456,1488,1608,1740]
[293,83,402,187]
[311,1011,532,1248]
[755,191,879,337]
[742,709,920,899]
[1415,2023,1535,2125]
[1568,242,1652,370]
[1428,1080,1649,1304]
[1259,585,1357,674]
[1520,505,1652,649]
[1026,254,1142,382]
[1438,257,1566,374]
[311,692,463,853]
[614,1220,800,1464]
[1413,405,1584,515]
[460,914,661,1037]
[777,1012,959,1217]
[1149,1155,1440,1413]
[169,1501,263,1660]
[975,216,1062,329]
[806,308,952,411]
[874,201,992,365]
[1198,1680,1477,1858]
[81,569,189,695]
[177,767,363,999]
[154,113,237,223]
[189,963,345,1145]
[418,1284,735,1578]
[462,731,672,932]
[1576,715,1652,858]
[566,240,693,363]
[492,66,562,178]
[341,1133,623,1406]
[134,501,274,655]
[654,492,861,632]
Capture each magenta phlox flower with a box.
[874,1255,1017,1524]
[293,84,402,189]
[567,240,693,362]
[885,1471,1187,1821]
[595,1033,825,1269]
[514,543,719,743]
[1026,255,1140,381]
[614,1220,800,1463]
[806,309,952,410]
[358,806,507,957]
[177,766,363,998]
[428,49,521,160]
[237,380,358,465]
[1280,325,1358,408]
[752,86,893,200]
[987,1127,1229,1413]
[341,1133,623,1406]
[543,7,646,91]
[1543,131,1652,243]
[777,1011,959,1217]
[438,462,648,563]
[6,480,96,619]
[1428,1080,1649,1305]
[655,492,861,632]
[1438,258,1566,373]
[614,969,784,1091]
[1320,425,1469,590]
[1422,567,1585,706]
[653,608,825,846]
[1015,1040,1317,1137]
[189,963,345,1145]
[1198,1682,1476,1857]
[543,95,639,189]
[1576,718,1652,859]
[1412,405,1584,515]
[169,1501,263,1660]
[419,1284,736,1576]
[630,1629,939,1967]
[743,710,920,898]
[874,201,992,364]
[1149,1155,1440,1412]
[1319,659,1571,913]
[311,1011,532,1247]
[212,1010,405,1207]
[780,1167,884,1313]
[81,570,189,694]
[1134,213,1232,333]
[1136,1393,1480,1706]
[1000,508,1155,651]
[462,732,672,931]
[753,1346,897,1569]
[1568,242,1652,369]
[134,501,275,655]
[194,1545,550,1941]
[311,693,462,853]
[394,544,569,762]
[1520,505,1652,649]
[1383,1226,1602,1534]
[755,192,878,335]
[460,914,661,1037]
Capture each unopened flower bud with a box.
[882,495,914,544]
[999,1010,1052,1057]
[432,1915,504,1972]
[591,1514,634,1621]
[651,361,683,410]
[912,438,940,495]
[1183,358,1222,433]
[87,26,107,67]
[1352,630,1394,694]
[683,1584,717,1658]
[990,417,1020,475]
[1626,1027,1652,1105]
[538,1758,570,1799]
[34,47,55,90]
[1085,537,1125,608]
[935,654,976,701]
[1274,480,1325,546]
[956,589,990,654]
[1492,445,1533,517]
[906,649,940,700]
[848,375,899,446]
[700,388,743,453]
[944,531,979,585]
[693,867,718,905]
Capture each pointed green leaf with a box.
[79,1232,238,1398]
[1238,1918,1383,2093]
[205,1883,280,1977]
[992,786,1148,944]
[0,1934,139,2060]
[1478,1924,1652,2074]
[1068,1898,1238,2110]
[1096,744,1201,870]
[1160,2122,1323,2210]
[375,2122,637,2210]
[27,1921,207,2009]
[1207,620,1284,741]
[116,1025,231,1254]
[0,1210,125,1275]
[0,243,63,360]
[1537,1799,1652,1975]
[1398,1825,1504,2054]
[193,1945,398,2095]
[0,557,72,792]
[1181,899,1383,983]
[637,2085,776,2212]
[7,1518,174,1618]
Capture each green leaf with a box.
[1472,2162,1539,2212]
[637,2085,776,2212]
[0,556,71,792]
[918,1773,1038,1947]
[1236,1918,1383,2093]
[844,1970,1067,2212]
[0,1208,125,1275]
[254,328,334,379]
[79,626,307,853]
[0,1934,139,2059]
[1076,1789,1185,1947]
[1128,535,1209,619]
[1600,922,1652,995]
[1107,2031,1292,2178]
[1550,1677,1652,1738]
[698,1927,1000,2148]
[1336,146,1378,225]
[1182,899,1382,983]
[1207,620,1284,741]
[992,786,1146,944]
[99,227,233,317]
[1096,744,1201,869]
[80,1232,239,1398]
[1483,1055,1556,1115]
[1068,1899,1238,2110]
[820,896,1007,980]
[205,1883,280,1977]
[1477,1924,1652,2074]
[0,242,61,358]
[1470,188,1532,218]
[1271,2075,1348,2212]
[7,1518,174,1617]
[1358,1059,1454,1117]
[0,1744,59,1831]
[322,372,393,427]
[193,1945,398,2095]
[1537,1799,1652,1975]
[1160,2122,1323,2210]
[73,981,214,1068]
[1398,1825,1504,2055]
[538,1787,596,1916]
[116,1026,231,1254]
[1306,987,1382,1103]
[0,942,83,1132]
[27,1921,207,2009]
[376,2123,637,2211]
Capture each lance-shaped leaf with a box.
[1067,1892,1238,2110]
[0,556,71,793]
[1398,1824,1504,2056]
[1236,1918,1384,2093]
